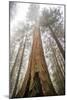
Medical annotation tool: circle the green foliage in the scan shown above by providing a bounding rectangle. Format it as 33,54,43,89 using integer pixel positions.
39,7,64,38
40,8,62,26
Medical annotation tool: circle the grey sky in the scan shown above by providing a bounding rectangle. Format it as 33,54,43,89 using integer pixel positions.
10,3,64,37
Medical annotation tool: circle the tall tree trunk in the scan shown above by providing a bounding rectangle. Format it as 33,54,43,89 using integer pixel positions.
15,54,31,97
48,25,65,59
16,26,57,97
10,36,26,98
32,26,56,96
49,38,65,95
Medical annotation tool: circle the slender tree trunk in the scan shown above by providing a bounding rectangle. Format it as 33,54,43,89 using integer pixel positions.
49,38,64,77
49,38,65,95
15,45,32,97
10,36,27,98
48,25,65,59
10,44,21,78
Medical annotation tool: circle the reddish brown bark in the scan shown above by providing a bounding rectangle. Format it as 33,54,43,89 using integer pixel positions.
29,26,56,96
16,26,57,97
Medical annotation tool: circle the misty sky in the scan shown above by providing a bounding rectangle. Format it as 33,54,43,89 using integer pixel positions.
10,2,64,37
